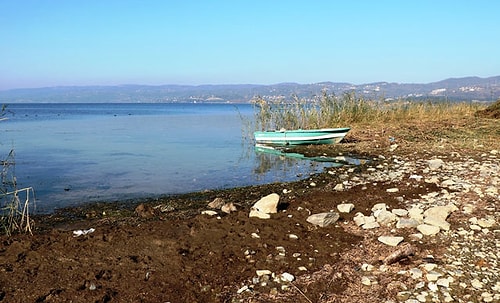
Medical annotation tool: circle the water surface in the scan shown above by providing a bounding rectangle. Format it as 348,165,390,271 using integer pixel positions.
2,103,335,213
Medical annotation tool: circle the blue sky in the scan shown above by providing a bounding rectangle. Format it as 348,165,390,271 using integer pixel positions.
1,0,499,90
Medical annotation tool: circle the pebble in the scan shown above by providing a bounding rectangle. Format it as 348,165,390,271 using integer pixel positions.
378,236,404,246
337,203,355,213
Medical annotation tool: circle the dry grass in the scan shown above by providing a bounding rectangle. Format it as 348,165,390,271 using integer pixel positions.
253,94,500,156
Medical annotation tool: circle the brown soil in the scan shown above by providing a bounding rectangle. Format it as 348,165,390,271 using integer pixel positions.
1,114,498,303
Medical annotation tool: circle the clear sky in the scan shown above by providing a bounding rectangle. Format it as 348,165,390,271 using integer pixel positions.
1,0,499,90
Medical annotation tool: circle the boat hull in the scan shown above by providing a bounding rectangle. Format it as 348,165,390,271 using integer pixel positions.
254,127,350,146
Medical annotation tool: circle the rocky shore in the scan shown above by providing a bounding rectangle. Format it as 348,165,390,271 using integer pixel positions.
0,116,499,302
223,148,499,302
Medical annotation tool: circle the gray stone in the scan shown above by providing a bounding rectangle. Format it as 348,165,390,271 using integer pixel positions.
396,218,420,229
306,212,340,227
208,197,225,209
428,158,445,170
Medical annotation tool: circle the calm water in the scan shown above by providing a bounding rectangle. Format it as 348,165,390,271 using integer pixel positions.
2,103,334,213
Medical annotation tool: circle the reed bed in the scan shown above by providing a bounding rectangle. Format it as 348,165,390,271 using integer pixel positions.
251,92,499,153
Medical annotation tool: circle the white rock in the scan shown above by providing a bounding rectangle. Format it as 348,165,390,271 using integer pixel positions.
372,203,387,212
396,218,420,229
249,209,271,219
361,276,372,286
288,234,299,240
478,218,495,228
426,271,442,282
409,268,423,279
208,197,225,209
423,216,451,231
280,272,295,282
436,278,450,288
392,208,408,216
221,202,237,214
428,158,445,170
428,282,438,292
353,213,366,226
471,278,483,289
333,183,344,191
375,210,397,225
386,187,399,193
424,205,457,221
237,285,249,294
337,203,355,213
378,236,404,246
417,224,440,236
306,212,340,227
256,269,272,276
362,221,380,229
201,210,218,216
252,193,280,214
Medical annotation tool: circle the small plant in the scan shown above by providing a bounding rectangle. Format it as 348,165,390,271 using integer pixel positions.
0,106,35,236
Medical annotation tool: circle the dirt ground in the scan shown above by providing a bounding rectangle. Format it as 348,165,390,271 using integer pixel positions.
1,109,499,303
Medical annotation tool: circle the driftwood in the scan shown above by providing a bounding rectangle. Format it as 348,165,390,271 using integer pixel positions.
383,243,416,265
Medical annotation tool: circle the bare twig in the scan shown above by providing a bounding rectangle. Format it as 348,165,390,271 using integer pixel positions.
383,243,416,265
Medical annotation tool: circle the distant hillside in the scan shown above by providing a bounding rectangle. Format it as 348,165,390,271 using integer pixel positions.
1,76,499,103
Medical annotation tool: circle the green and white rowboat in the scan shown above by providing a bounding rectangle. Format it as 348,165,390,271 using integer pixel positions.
254,127,350,146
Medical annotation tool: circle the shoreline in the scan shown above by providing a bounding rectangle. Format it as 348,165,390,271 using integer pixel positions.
1,113,499,302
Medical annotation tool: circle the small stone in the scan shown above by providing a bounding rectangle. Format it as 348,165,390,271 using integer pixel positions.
417,224,440,236
372,203,387,212
375,210,397,225
280,272,294,282
208,197,225,209
256,270,272,277
428,158,444,170
252,193,280,214
471,278,483,289
361,276,372,286
249,208,271,219
237,285,249,293
362,221,380,229
221,202,237,214
378,236,404,246
423,216,451,231
478,218,495,228
386,187,399,193
251,233,260,239
201,210,218,216
337,203,355,213
428,282,438,292
426,271,442,282
333,183,344,191
436,278,450,288
306,212,340,227
309,182,316,187
409,268,423,279
396,218,420,229
288,234,299,240
392,209,408,216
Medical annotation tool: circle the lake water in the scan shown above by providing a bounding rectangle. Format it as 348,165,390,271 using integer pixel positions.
2,103,335,213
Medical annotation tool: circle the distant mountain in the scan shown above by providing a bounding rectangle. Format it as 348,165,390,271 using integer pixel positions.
1,76,499,103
